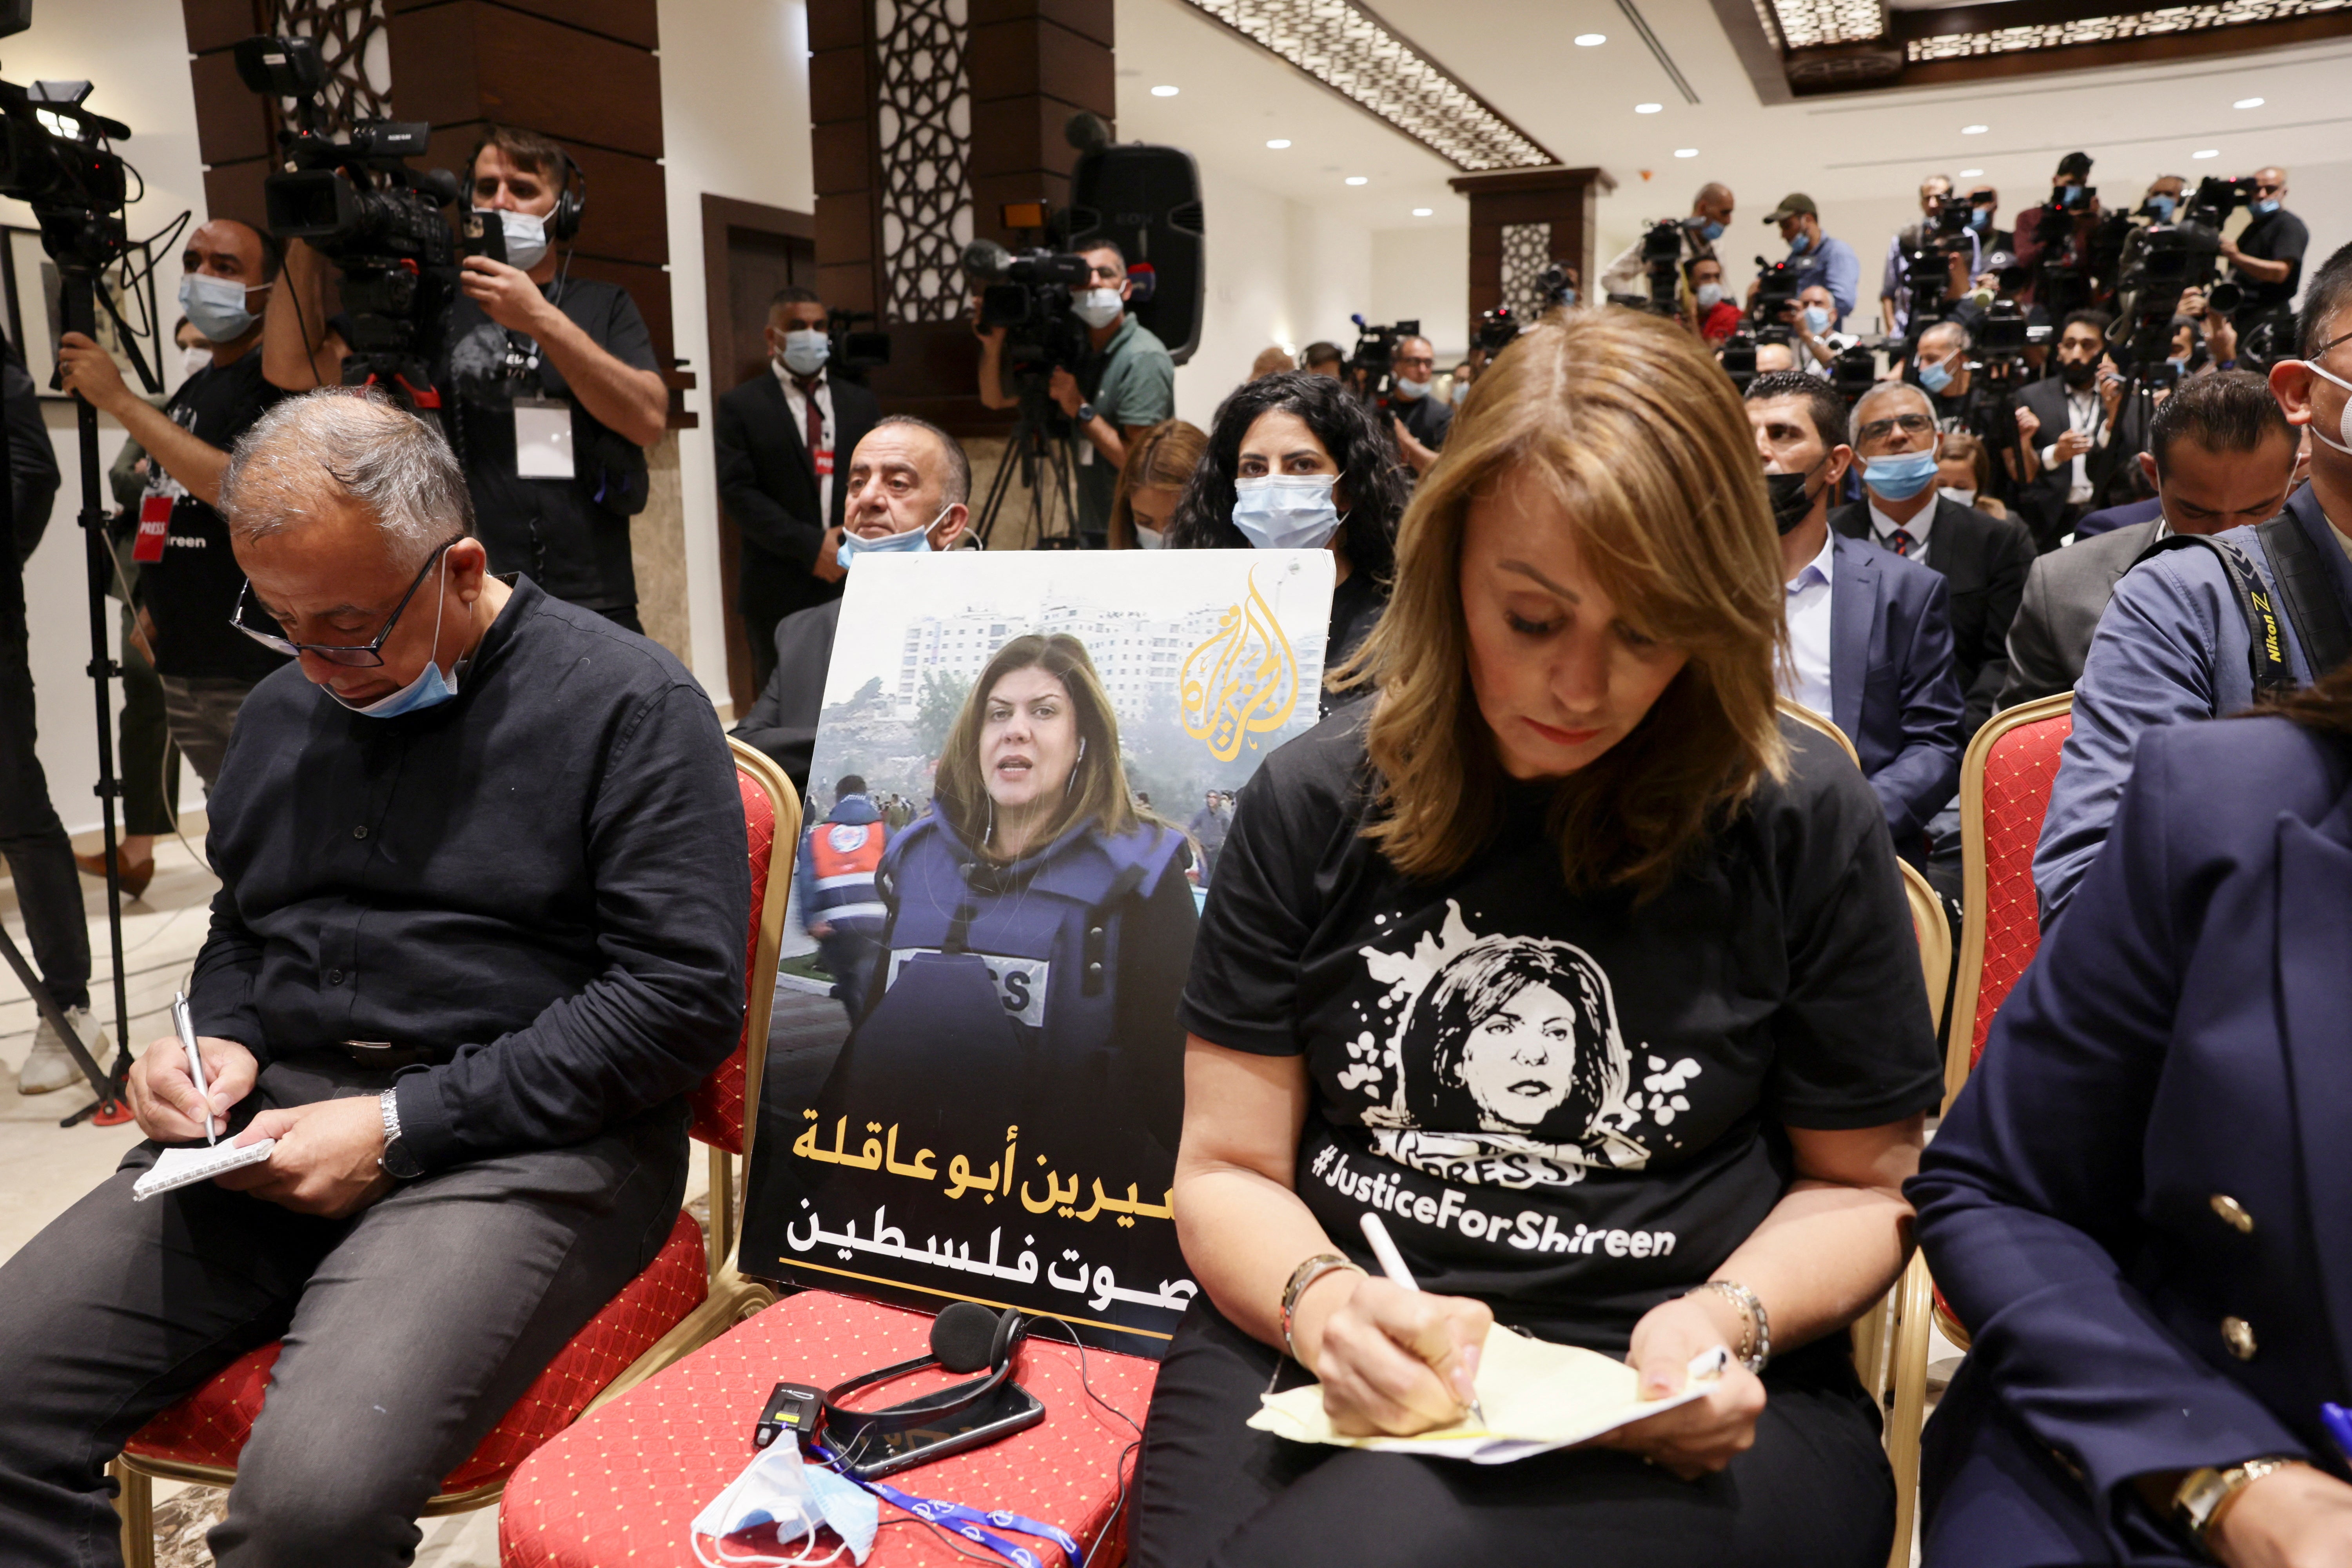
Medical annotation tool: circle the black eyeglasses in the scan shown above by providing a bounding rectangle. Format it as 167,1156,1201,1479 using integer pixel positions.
229,537,462,668
1857,413,1937,445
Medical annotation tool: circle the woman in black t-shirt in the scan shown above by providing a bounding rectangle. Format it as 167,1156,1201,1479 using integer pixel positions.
1164,371,1404,677
1127,310,1946,1568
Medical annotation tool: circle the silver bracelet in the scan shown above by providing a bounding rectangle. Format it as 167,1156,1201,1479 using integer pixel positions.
1280,1254,1363,1363
1690,1279,1771,1373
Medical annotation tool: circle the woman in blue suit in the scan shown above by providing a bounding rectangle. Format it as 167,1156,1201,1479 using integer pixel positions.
1911,666,2352,1567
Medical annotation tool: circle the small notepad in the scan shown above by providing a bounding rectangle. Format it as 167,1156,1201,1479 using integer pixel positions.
1250,1332,1728,1465
132,1139,276,1201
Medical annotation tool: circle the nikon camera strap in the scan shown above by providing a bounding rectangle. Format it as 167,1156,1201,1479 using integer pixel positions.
2132,531,2296,700
2256,511,2352,680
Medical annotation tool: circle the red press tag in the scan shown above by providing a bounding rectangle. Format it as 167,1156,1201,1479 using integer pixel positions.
814,448,835,477
133,494,172,563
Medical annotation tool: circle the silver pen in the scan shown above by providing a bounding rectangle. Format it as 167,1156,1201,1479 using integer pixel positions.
172,990,215,1145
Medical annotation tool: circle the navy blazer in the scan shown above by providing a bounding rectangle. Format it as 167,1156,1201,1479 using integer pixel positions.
1829,531,1965,847
1911,715,2352,1564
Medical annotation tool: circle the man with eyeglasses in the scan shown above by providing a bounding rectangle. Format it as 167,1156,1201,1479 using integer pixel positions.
2219,167,2307,328
1385,332,1451,477
0,390,747,1564
2035,242,2352,924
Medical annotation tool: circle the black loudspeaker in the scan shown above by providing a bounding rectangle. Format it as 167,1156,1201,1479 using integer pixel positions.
1067,142,1205,367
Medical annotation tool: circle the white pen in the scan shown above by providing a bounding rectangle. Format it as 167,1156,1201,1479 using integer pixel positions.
1359,1210,1487,1430
172,990,216,1145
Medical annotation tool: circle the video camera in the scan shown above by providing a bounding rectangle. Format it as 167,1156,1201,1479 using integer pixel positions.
826,306,890,377
1475,303,1524,355
1638,221,1683,316
964,235,1094,390
1752,257,1802,327
234,34,461,405
1346,315,1421,400
0,78,131,273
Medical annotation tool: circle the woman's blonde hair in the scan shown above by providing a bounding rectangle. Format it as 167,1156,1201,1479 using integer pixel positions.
933,634,1143,861
1109,419,1207,548
1337,308,1789,895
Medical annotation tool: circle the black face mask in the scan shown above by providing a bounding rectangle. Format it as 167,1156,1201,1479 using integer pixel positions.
1766,468,1817,535
2060,358,2098,389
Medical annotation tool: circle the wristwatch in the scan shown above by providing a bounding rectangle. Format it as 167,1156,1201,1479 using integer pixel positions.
377,1088,423,1180
1073,401,1097,426
2174,1456,2304,1553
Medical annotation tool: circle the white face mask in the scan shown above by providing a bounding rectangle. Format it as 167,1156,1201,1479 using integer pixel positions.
1134,523,1165,548
180,343,212,380
477,209,550,271
1938,485,1977,508
691,1443,877,1566
178,274,258,343
1695,282,1727,310
2302,359,2352,456
1390,375,1429,401
1072,287,1123,330
1232,474,1343,551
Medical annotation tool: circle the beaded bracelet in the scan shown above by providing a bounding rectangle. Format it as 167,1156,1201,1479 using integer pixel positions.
1689,1279,1771,1373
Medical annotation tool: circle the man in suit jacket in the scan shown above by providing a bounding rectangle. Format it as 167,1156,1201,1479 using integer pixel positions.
1748,372,1966,857
731,416,971,792
1833,382,2034,735
2000,372,2299,708
1911,703,2352,1566
2070,494,2161,541
2013,310,2149,551
714,286,881,687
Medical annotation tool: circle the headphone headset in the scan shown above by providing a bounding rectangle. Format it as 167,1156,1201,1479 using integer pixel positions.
814,1302,1028,1470
548,149,587,243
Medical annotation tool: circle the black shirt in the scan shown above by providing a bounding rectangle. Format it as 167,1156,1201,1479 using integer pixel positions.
1397,391,1451,453
141,350,292,682
440,278,660,612
2233,206,2310,315
1180,713,1943,1352
189,575,748,1174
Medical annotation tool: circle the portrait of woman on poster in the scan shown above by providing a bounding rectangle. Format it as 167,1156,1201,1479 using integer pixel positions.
829,632,1197,1157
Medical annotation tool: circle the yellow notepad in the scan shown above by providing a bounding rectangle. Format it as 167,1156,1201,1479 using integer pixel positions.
1249,1332,1728,1464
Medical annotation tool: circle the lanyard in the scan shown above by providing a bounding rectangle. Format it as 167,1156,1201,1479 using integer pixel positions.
855,1476,1080,1568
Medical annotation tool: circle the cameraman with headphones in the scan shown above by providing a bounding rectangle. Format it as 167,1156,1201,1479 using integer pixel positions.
266,126,669,630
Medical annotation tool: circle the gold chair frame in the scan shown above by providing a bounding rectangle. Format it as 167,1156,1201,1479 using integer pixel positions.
112,740,800,1562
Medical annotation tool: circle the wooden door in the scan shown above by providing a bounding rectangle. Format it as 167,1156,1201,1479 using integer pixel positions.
702,195,818,714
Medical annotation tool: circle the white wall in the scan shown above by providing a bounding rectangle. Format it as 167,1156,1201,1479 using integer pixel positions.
656,0,815,691
1369,222,1469,361
10,0,209,838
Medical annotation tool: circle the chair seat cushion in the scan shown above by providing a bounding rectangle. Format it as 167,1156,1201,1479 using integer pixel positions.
498,1290,1161,1567
124,1210,711,1494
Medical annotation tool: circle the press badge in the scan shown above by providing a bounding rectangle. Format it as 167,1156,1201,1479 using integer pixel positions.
513,396,575,479
132,493,172,562
887,949,1049,1027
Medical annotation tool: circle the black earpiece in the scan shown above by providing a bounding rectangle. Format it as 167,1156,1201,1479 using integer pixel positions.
814,1303,1030,1470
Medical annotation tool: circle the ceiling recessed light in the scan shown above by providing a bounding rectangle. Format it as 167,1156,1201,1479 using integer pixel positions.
1265,138,1291,149
1412,207,1434,216
1961,123,1988,134
1958,168,1984,178
1574,32,1606,44
2234,96,2265,108
2192,148,2221,159
1635,102,1662,114
1345,175,1369,185
1673,148,1698,158
1150,84,1179,97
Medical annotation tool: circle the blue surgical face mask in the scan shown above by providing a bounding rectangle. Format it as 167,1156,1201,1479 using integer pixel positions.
178,274,258,343
1788,230,1814,257
2147,193,2177,223
1802,305,1831,336
1968,207,1991,232
1696,282,1726,310
1699,218,1726,242
1072,287,1123,330
2254,198,2281,216
780,328,829,379
837,506,949,570
1390,374,1429,401
329,555,462,719
692,1443,878,1564
1917,356,1955,395
1232,474,1342,551
1863,446,1941,503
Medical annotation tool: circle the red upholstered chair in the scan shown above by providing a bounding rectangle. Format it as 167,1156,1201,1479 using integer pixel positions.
109,740,800,1566
498,1290,1160,1568
1931,693,2071,1356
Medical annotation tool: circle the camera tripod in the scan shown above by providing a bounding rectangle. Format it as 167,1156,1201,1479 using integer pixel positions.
972,385,1083,549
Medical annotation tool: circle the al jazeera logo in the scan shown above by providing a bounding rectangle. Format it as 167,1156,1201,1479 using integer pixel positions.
1179,569,1301,762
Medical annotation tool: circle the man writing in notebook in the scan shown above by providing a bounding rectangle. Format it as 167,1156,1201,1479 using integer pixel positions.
0,391,747,1566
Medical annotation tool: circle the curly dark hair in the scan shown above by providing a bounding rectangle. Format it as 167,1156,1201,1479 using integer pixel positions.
1163,370,1405,582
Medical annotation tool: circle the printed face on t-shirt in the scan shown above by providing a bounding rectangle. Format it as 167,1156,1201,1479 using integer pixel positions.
1455,982,1579,1127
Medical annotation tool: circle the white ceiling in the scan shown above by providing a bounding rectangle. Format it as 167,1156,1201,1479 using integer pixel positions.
1114,0,2352,249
